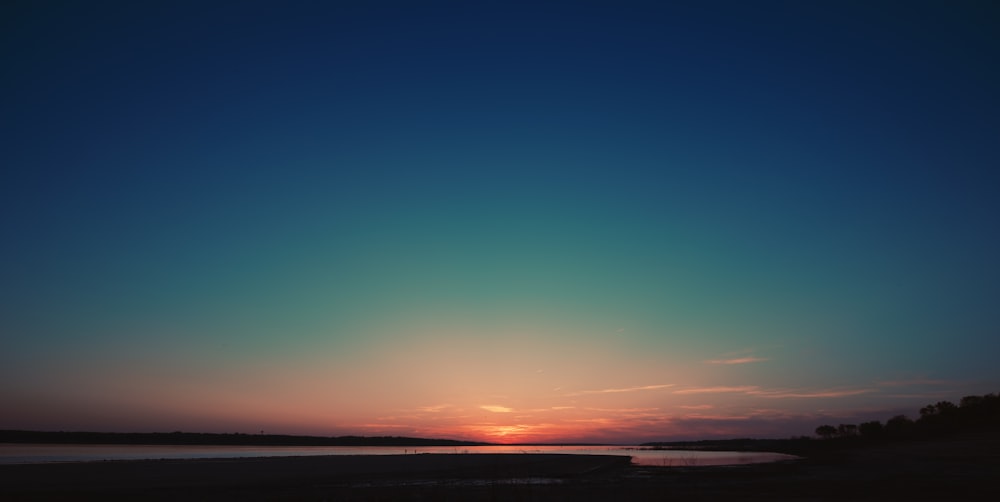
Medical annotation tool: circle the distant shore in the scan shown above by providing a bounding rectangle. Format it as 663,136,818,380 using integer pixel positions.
2,432,998,500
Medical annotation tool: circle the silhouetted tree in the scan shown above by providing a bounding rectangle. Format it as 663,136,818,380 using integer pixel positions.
815,425,837,439
958,393,1000,426
807,392,1000,446
959,395,984,409
885,415,914,437
918,401,960,434
919,400,957,419
858,420,883,438
837,424,858,437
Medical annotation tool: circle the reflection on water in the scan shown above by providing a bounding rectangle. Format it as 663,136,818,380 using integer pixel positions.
0,443,797,466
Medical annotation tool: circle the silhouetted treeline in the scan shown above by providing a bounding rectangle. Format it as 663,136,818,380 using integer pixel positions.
0,430,489,447
812,392,1000,442
643,393,1000,456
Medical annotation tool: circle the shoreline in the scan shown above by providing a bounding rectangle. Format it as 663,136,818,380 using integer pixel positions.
2,434,998,500
0,443,796,467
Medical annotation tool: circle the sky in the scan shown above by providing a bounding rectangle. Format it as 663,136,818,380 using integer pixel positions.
2,0,999,444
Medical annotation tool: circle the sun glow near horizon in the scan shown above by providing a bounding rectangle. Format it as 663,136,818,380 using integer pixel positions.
3,318,987,443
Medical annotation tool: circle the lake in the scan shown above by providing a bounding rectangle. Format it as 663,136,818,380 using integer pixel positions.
0,444,797,466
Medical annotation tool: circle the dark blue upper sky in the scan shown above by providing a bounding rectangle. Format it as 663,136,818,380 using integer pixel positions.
2,1,999,438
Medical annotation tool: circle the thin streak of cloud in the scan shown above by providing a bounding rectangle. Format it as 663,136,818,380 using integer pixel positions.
566,383,674,396
673,386,758,395
680,413,753,421
417,404,452,413
679,404,714,410
749,388,872,399
583,407,661,414
705,356,768,365
884,391,957,400
480,405,514,413
875,378,953,388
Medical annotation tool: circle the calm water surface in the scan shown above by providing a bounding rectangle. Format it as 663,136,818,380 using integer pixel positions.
0,444,797,466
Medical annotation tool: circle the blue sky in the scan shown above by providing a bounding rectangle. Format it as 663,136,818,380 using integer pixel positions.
2,0,999,442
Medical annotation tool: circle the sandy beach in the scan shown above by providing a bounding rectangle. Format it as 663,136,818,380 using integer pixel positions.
2,434,998,500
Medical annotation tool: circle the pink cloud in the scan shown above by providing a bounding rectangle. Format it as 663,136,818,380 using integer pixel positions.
679,404,714,410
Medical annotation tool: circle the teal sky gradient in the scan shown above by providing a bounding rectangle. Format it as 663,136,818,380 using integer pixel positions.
2,0,999,442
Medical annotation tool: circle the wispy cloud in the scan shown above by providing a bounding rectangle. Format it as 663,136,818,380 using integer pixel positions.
679,404,714,410
705,356,768,365
672,385,875,399
417,404,452,413
567,383,674,396
749,388,872,399
705,349,768,365
673,386,758,395
678,413,751,421
875,378,953,388
583,407,661,414
480,405,514,413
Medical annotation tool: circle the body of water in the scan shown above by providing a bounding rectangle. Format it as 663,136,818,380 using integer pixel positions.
0,444,796,466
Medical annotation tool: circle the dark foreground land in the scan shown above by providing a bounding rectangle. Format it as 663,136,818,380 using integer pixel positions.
2,433,999,501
